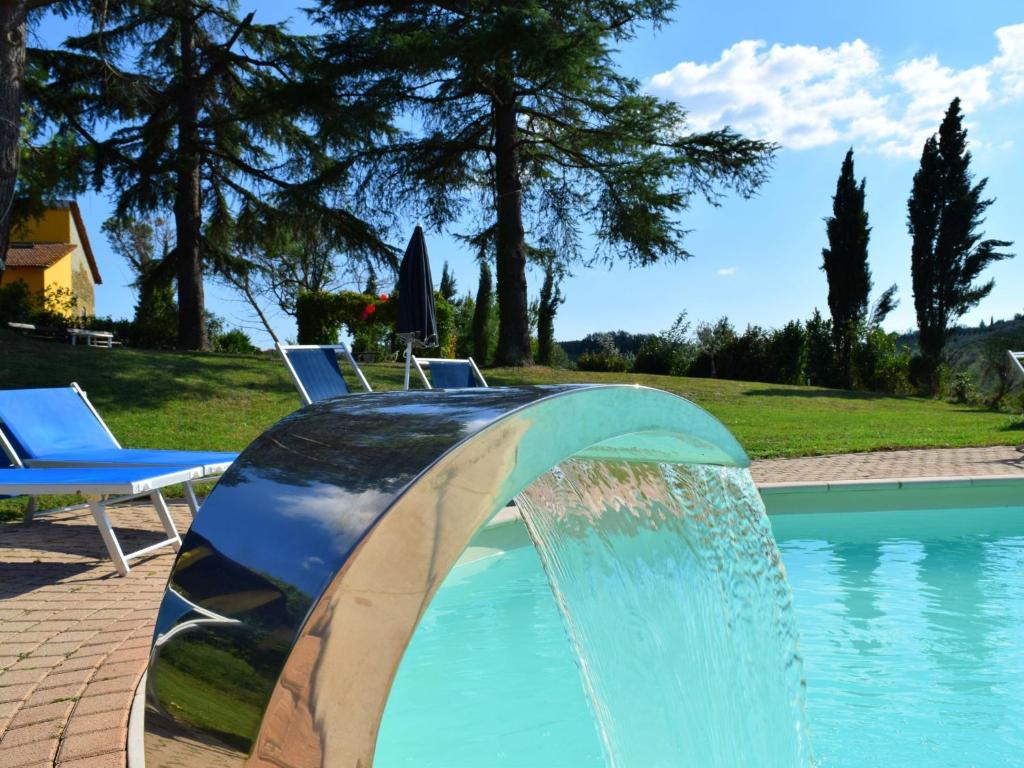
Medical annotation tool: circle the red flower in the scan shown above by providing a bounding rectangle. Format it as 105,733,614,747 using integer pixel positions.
379,293,389,301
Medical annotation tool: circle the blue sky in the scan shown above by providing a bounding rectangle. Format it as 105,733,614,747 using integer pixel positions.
38,1,1024,347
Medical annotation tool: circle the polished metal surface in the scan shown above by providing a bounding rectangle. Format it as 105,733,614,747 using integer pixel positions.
142,385,749,767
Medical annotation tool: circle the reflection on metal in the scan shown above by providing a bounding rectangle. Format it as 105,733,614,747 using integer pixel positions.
142,385,748,767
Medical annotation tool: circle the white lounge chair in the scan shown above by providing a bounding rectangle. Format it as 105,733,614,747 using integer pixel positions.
0,466,197,575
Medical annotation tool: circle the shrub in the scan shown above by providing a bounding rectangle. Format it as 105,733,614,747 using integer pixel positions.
577,333,631,372
947,371,977,405
295,290,345,345
215,328,258,354
577,349,630,372
767,321,806,385
854,328,911,394
0,280,34,326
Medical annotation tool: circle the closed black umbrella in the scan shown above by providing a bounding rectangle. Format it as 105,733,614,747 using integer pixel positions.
396,225,438,388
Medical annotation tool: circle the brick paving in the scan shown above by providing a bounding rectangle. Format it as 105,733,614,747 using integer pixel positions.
751,444,1024,485
0,444,1022,766
0,503,190,768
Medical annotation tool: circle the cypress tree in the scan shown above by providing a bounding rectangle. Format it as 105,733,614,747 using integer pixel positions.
471,261,493,365
537,263,565,366
313,1,775,365
908,98,1013,392
822,148,871,388
439,262,457,301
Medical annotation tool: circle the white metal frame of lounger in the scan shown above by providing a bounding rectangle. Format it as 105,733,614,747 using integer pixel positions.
1010,350,1024,377
276,342,373,406
0,382,215,519
411,356,488,389
0,470,192,576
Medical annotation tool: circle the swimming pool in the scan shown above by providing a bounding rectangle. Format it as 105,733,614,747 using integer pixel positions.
376,504,1024,767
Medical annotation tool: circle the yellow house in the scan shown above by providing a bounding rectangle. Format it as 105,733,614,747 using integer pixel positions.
1,201,102,317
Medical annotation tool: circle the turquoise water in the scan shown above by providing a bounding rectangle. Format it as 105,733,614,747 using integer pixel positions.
375,500,1024,767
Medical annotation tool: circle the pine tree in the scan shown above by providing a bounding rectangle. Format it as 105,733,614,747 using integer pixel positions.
822,148,871,388
0,1,102,268
536,262,564,366
439,262,457,301
471,261,493,365
313,1,775,365
49,1,390,349
908,98,1014,392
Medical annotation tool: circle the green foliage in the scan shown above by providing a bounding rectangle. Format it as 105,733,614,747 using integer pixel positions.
694,317,737,378
853,327,911,394
822,148,872,387
471,262,494,365
215,328,258,354
536,263,565,366
577,333,631,372
438,262,457,302
315,0,775,365
634,313,695,375
947,371,977,405
0,280,34,326
295,291,343,345
908,98,1014,393
767,321,806,385
453,294,476,359
805,309,836,387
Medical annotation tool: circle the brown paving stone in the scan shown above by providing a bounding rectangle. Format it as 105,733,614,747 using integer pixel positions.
7,654,65,672
63,709,128,737
0,683,36,704
57,728,127,762
0,718,64,747
7,700,75,729
91,662,144,683
71,692,126,717
56,655,105,673
57,751,126,768
0,668,48,687
23,683,85,708
78,676,136,698
0,737,60,767
37,667,94,691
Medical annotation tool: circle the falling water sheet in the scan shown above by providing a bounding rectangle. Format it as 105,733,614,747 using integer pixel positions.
516,459,814,768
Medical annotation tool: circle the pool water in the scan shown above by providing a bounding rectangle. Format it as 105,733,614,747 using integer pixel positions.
376,505,1024,767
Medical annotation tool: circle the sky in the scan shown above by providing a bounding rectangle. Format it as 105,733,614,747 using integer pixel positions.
35,1,1024,348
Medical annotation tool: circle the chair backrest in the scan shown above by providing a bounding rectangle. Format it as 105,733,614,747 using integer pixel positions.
0,384,118,461
412,357,488,389
277,344,372,405
1010,350,1024,377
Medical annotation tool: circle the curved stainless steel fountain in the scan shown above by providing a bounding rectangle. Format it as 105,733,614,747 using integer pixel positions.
142,384,749,767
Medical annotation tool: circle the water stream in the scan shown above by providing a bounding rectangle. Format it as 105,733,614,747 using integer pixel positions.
516,459,814,768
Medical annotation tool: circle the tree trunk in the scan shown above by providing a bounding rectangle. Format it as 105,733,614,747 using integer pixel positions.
173,8,209,350
492,82,532,366
0,2,28,270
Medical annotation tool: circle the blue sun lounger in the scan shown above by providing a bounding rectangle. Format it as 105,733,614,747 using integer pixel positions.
411,356,488,389
0,466,198,575
0,383,237,516
276,343,372,405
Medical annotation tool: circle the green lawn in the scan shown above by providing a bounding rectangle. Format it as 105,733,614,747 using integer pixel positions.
1,329,1020,521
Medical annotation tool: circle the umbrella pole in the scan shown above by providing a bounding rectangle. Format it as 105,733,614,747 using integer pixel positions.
404,341,413,390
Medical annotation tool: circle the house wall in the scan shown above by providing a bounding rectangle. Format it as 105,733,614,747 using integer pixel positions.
11,209,72,243
65,215,96,315
0,267,46,295
5,207,96,316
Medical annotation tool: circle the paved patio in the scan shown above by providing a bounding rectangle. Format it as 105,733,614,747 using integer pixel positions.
1,445,1022,767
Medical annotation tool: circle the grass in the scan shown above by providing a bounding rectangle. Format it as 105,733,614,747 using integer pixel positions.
1,328,1021,521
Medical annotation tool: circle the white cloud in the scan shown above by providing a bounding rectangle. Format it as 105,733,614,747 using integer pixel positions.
649,24,1024,157
716,266,737,277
